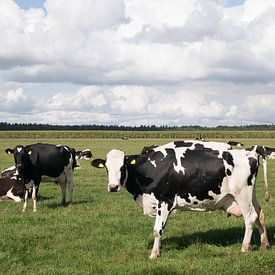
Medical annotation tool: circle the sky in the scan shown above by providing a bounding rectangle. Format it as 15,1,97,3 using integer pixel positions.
1,0,275,127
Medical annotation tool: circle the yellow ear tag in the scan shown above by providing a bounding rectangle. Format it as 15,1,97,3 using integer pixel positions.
130,159,136,165
28,150,32,155
8,151,11,154
98,163,105,168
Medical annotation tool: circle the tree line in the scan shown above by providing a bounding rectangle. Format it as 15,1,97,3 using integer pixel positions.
1,122,275,131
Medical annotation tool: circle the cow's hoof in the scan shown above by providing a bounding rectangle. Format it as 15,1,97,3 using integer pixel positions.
33,209,37,213
261,242,271,250
22,209,26,213
149,250,160,259
241,244,251,252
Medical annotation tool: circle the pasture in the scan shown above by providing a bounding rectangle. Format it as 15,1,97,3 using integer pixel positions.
0,135,275,274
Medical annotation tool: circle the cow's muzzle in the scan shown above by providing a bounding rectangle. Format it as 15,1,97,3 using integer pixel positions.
108,185,120,192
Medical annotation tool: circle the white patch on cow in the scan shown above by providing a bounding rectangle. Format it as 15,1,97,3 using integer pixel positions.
268,152,275,160
6,188,22,202
149,159,157,168
176,193,218,212
135,193,158,217
105,149,125,191
185,140,231,151
16,147,23,153
153,142,176,158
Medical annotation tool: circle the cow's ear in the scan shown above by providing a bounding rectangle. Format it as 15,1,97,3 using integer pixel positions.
126,155,138,165
91,159,106,168
5,148,14,155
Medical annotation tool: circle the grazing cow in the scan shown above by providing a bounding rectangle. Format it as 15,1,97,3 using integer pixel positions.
261,146,275,160
0,177,25,202
246,145,270,202
5,143,75,212
228,140,244,147
76,149,93,160
92,141,270,259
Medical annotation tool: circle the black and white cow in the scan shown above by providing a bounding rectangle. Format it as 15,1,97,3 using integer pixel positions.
1,165,17,178
262,146,275,160
5,143,75,212
92,141,270,259
76,149,93,160
246,145,271,202
0,177,25,202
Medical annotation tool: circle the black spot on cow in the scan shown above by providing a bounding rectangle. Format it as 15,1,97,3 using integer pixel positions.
158,210,161,216
194,143,205,150
226,169,232,176
222,151,234,167
174,141,193,148
247,157,258,186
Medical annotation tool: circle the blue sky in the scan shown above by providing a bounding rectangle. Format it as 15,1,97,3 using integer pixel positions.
14,0,246,10
1,0,275,126
227,0,246,7
14,0,45,10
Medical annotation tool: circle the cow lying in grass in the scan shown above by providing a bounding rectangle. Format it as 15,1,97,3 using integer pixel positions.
92,141,270,259
0,177,24,202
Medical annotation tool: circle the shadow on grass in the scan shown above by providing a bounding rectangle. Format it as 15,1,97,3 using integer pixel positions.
46,199,92,209
148,226,275,251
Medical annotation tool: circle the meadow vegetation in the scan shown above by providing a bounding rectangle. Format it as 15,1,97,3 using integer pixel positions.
0,133,275,274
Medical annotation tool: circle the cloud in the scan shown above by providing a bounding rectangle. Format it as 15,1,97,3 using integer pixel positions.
1,0,275,126
1,84,272,126
0,0,274,86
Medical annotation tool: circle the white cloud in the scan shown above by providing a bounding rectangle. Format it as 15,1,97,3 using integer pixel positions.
0,0,275,126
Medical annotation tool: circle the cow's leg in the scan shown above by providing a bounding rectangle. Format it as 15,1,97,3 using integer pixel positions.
252,190,270,250
57,172,66,206
262,158,270,202
64,165,74,207
32,185,37,212
60,181,66,207
235,187,258,252
66,172,74,207
149,201,170,259
22,189,29,212
6,188,22,202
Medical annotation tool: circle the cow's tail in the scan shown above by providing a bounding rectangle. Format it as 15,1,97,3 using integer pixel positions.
251,145,270,202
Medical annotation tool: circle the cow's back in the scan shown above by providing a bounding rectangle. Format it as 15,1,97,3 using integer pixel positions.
26,143,71,178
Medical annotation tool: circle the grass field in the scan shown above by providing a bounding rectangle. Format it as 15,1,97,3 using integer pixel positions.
0,137,275,274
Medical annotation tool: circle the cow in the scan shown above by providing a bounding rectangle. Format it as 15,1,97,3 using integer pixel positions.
92,141,270,259
228,140,244,147
0,177,25,202
5,143,75,212
76,149,93,160
262,146,275,160
246,145,271,202
1,165,17,178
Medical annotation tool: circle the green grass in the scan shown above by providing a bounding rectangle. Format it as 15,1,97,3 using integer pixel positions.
0,137,275,274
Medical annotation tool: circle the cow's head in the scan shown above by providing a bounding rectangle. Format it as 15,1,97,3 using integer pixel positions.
92,149,137,192
5,145,32,176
